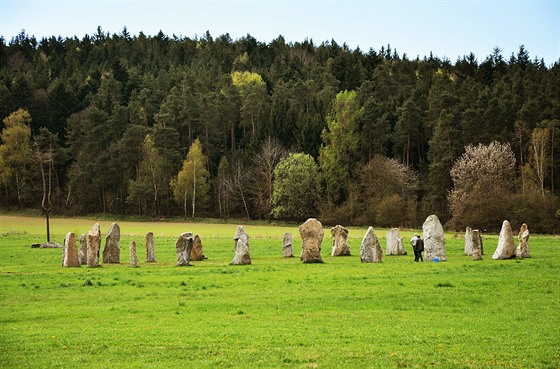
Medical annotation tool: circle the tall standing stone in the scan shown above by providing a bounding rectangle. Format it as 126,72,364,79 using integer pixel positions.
62,232,80,267
145,232,156,262
471,229,482,261
282,232,294,257
386,228,406,255
231,226,251,265
129,241,138,268
422,215,447,261
360,226,383,263
87,223,101,268
190,235,205,261
102,222,121,264
330,225,351,256
516,223,530,259
464,226,473,256
78,233,87,265
176,232,195,266
298,218,324,263
492,220,516,260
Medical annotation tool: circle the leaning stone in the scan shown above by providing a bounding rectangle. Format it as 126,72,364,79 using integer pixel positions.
62,232,80,267
492,220,516,260
129,241,138,268
516,223,530,259
471,229,483,261
282,232,294,257
145,232,156,262
176,232,195,266
330,225,351,256
386,228,406,255
464,226,473,256
422,214,447,261
360,226,383,263
78,234,87,265
190,235,206,261
298,218,324,263
231,225,251,265
102,222,120,264
87,223,101,268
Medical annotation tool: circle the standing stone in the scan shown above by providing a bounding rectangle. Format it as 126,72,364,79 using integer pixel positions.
298,218,324,263
516,223,530,259
102,222,121,264
282,232,294,257
231,226,251,265
386,228,406,255
360,226,383,263
422,215,447,261
129,241,138,268
145,232,156,262
492,220,516,260
62,232,80,267
190,235,205,261
78,233,87,265
471,229,483,261
87,223,101,268
464,227,473,256
330,225,351,256
176,232,195,266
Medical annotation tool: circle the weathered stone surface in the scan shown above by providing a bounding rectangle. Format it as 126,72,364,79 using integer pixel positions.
471,229,483,261
145,232,156,262
464,226,473,256
360,226,382,263
176,232,194,266
492,220,516,260
231,226,251,265
298,218,324,263
102,222,120,264
516,223,530,259
87,223,101,268
282,232,294,257
190,235,206,261
129,241,138,268
422,215,447,261
62,232,80,267
386,228,406,255
330,225,351,256
32,242,62,248
79,234,87,265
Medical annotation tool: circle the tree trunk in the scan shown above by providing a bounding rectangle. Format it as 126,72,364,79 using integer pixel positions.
192,159,196,218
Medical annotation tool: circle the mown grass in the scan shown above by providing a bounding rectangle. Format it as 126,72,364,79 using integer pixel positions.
0,215,558,368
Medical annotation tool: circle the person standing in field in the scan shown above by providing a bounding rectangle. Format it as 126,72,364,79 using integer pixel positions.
410,233,424,262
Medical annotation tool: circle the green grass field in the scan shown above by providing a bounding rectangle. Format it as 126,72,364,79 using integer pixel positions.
0,215,558,368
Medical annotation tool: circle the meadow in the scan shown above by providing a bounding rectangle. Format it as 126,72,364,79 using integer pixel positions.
0,215,558,368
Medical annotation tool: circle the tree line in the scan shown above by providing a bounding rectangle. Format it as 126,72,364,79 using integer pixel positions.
0,27,558,233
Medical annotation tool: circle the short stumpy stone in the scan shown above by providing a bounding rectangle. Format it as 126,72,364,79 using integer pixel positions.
471,229,483,261
176,232,195,266
386,228,406,255
231,226,251,265
282,232,294,257
298,218,324,263
190,235,205,261
78,233,87,265
360,226,382,263
129,241,138,268
422,215,447,261
63,232,80,267
330,225,351,256
516,223,530,259
87,223,101,268
145,232,156,262
102,222,120,264
492,220,515,260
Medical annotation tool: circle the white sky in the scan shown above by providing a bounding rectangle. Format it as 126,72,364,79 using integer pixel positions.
1,0,559,65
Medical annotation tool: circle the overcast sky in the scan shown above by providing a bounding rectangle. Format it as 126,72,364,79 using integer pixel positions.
1,0,558,65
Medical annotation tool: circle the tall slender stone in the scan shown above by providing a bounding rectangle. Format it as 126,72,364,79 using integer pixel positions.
386,228,406,255
62,232,80,267
102,222,120,264
78,233,87,265
492,220,515,260
471,229,482,261
516,223,530,259
360,226,383,263
422,214,446,261
330,225,351,256
145,232,156,262
231,226,251,265
176,232,195,266
298,218,324,263
464,226,473,256
87,223,101,268
129,241,138,268
282,232,294,257
190,235,205,261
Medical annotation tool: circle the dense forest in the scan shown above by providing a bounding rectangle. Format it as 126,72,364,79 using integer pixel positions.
0,27,559,232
